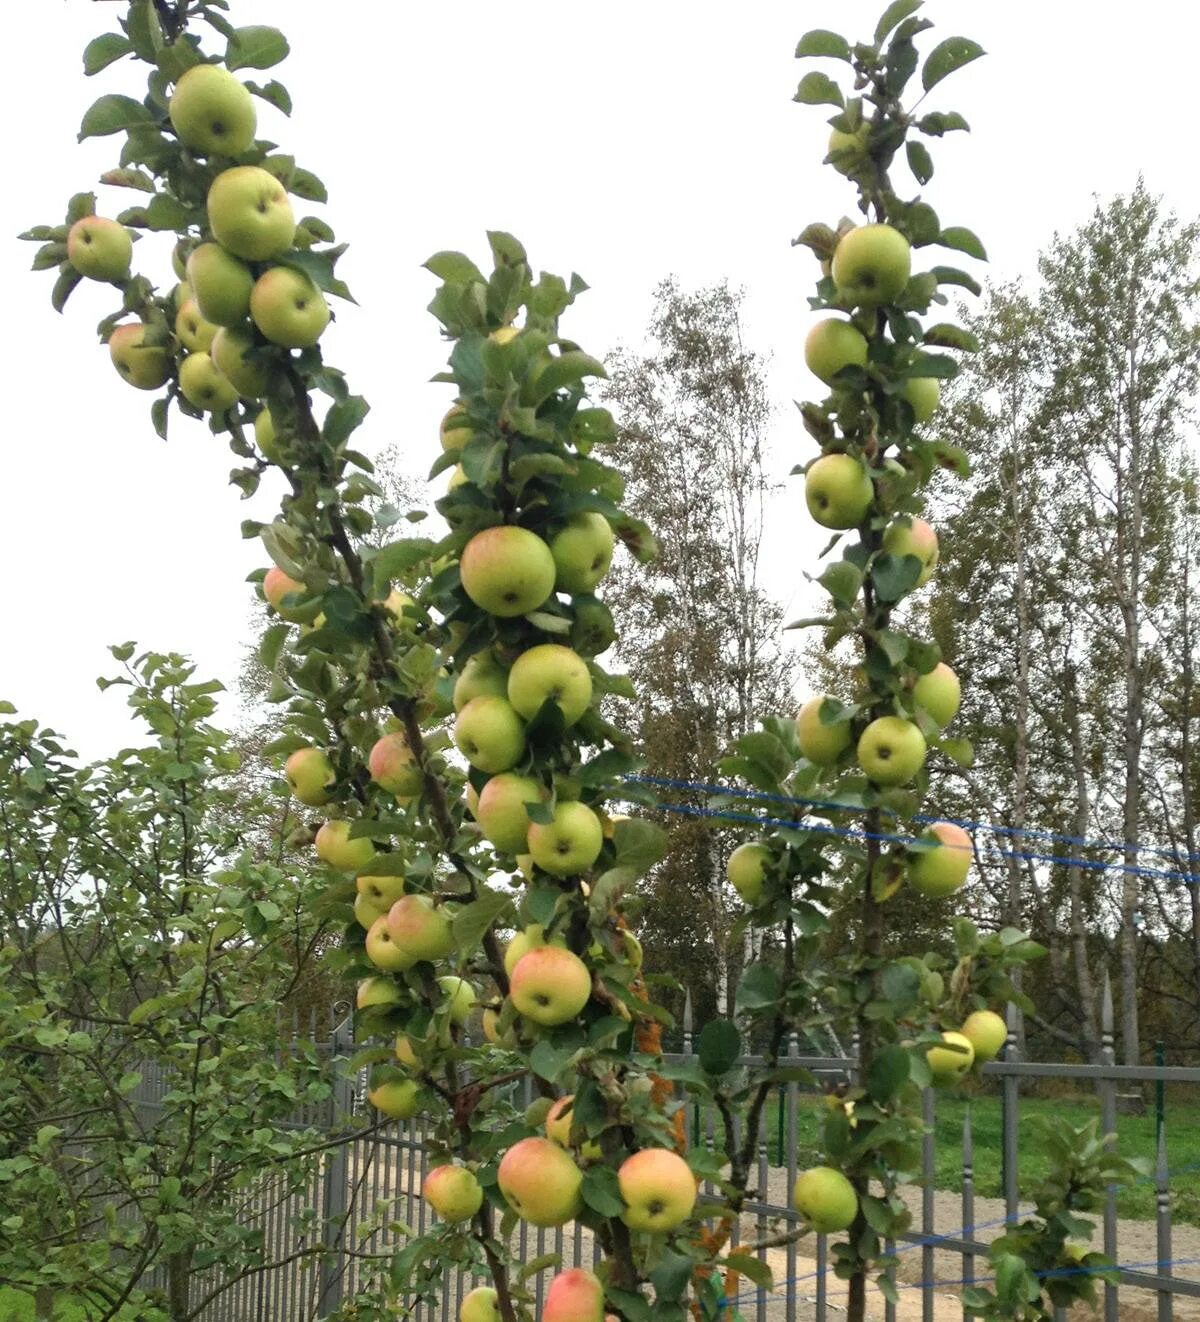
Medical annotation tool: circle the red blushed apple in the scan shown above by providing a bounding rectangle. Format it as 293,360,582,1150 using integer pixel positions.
543,1268,605,1322
496,1136,582,1226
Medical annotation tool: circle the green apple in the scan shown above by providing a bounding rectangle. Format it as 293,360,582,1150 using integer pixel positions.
179,351,239,412
364,914,409,972
186,242,253,327
172,243,189,282
882,516,939,586
453,695,526,774
423,1164,483,1223
550,513,614,593
453,651,509,712
284,746,334,806
544,1096,602,1162
909,822,972,897
490,325,520,345
441,404,472,453
496,1136,582,1226
210,325,273,398
804,453,873,529
447,465,468,492
510,947,592,1026
526,802,603,877
354,891,386,931
804,319,868,385
543,1269,605,1322
831,223,911,306
394,1034,420,1069
856,716,926,786
384,589,415,623
368,732,423,798
503,923,565,978
913,661,960,728
207,165,296,261
437,976,477,1026
795,695,852,765
66,217,131,282
617,1148,697,1233
792,1166,858,1233
357,872,406,911
460,1287,500,1322
926,1030,975,1081
355,976,400,1011
827,121,871,173
314,820,376,871
174,298,217,353
255,406,285,463
168,63,256,157
108,323,171,390
386,893,453,965
367,1073,421,1119
726,841,771,904
460,525,556,618
507,644,592,725
902,376,940,424
477,774,546,855
262,566,307,621
960,1009,1007,1063
250,266,330,347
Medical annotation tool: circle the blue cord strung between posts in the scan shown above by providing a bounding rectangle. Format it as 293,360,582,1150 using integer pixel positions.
617,790,1200,887
625,772,1200,868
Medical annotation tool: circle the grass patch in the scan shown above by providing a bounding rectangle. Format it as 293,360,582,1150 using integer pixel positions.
687,1091,1200,1226
0,1287,156,1321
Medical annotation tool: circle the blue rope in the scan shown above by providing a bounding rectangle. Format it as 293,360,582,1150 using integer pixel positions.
625,772,1200,865
635,798,1200,887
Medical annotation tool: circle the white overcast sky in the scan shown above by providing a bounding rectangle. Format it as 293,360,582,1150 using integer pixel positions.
4,1,1198,760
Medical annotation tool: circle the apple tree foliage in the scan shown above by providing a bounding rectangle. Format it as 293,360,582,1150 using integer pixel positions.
18,2,1144,1321
0,651,340,1320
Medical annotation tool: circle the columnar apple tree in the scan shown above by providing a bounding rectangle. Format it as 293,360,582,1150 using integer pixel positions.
23,3,1139,1321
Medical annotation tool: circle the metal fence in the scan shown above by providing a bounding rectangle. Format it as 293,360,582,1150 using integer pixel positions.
125,976,1200,1322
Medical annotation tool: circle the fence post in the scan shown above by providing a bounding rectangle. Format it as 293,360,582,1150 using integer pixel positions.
1001,999,1021,1224
316,1013,355,1316
1154,1039,1165,1146
1098,972,1118,1322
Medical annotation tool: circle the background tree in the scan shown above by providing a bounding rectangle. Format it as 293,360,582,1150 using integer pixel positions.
604,279,798,1023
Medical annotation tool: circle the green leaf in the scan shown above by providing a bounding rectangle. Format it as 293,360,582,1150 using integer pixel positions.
612,817,667,874
938,226,988,260
819,559,863,607
424,251,486,284
519,351,607,408
918,111,970,136
871,553,921,604
78,94,154,142
735,962,780,1013
923,322,980,353
906,140,933,186
324,395,370,446
867,1044,911,1102
279,248,351,301
650,1249,697,1302
908,351,959,380
938,736,975,768
83,33,133,75
245,79,292,115
881,961,921,1011
795,30,850,60
581,1165,625,1217
225,25,290,71
697,1019,741,1075
451,890,513,958
258,623,288,670
724,1254,774,1291
875,0,923,44
374,538,435,581
793,71,844,108
922,37,985,93
51,267,83,315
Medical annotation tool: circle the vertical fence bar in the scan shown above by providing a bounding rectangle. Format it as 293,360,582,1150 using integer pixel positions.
921,1086,935,1322
1002,1001,1021,1225
1098,972,1118,1322
1155,1126,1172,1322
961,1104,974,1321
785,1032,799,1322
1155,1039,1165,1147
756,1130,768,1322
317,1015,353,1317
